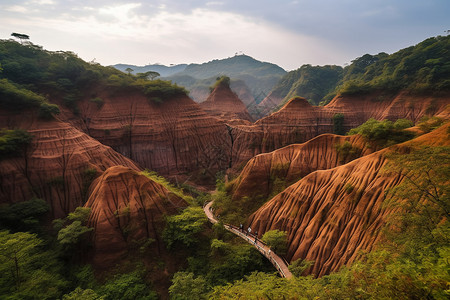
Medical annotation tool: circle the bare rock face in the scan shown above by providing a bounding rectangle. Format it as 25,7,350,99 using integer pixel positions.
63,91,232,178
229,134,371,203
200,84,253,122
246,124,450,277
229,93,450,164
0,112,140,218
85,166,187,268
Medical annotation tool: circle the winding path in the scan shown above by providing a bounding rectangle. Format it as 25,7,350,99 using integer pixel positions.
203,201,292,279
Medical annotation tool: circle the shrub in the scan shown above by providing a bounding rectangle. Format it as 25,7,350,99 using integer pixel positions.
89,97,104,108
261,230,288,257
333,113,345,135
348,118,415,148
38,102,60,119
0,128,32,159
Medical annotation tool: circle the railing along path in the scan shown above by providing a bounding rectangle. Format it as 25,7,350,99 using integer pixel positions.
203,201,292,279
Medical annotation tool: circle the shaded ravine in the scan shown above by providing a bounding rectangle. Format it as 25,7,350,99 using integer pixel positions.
203,201,292,279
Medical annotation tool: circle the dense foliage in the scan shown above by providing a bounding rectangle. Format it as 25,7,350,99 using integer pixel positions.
163,206,208,249
347,118,414,148
0,128,32,159
210,75,231,91
270,35,450,107
0,39,186,114
337,35,450,96
270,64,344,106
261,230,288,257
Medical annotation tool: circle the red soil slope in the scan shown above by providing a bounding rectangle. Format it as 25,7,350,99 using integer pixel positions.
0,112,139,218
229,134,371,203
229,93,450,164
60,90,232,178
85,166,187,268
200,84,253,122
246,123,450,277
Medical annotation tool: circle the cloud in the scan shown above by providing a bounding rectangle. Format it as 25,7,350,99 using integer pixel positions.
0,0,449,70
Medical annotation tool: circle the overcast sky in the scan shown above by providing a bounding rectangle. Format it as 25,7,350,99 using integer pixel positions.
1,0,449,70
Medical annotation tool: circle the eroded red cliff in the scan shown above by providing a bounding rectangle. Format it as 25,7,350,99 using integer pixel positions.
85,166,187,268
229,134,371,204
246,123,450,277
60,90,232,180
0,111,140,218
199,84,253,122
229,93,450,164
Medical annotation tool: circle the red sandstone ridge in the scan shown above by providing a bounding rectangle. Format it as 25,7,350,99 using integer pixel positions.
228,93,450,164
0,112,139,218
228,134,371,205
246,123,450,277
199,83,253,123
85,166,187,268
59,90,232,179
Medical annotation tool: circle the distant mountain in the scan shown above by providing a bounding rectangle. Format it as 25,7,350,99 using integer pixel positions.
259,65,343,112
113,55,287,116
112,63,187,77
172,54,286,79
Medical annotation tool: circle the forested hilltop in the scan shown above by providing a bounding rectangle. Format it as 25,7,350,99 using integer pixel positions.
265,35,450,110
0,39,186,116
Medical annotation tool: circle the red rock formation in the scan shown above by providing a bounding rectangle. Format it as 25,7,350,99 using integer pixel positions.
60,90,232,178
246,123,450,277
199,84,253,122
85,166,187,268
229,93,450,164
0,112,140,218
229,134,371,203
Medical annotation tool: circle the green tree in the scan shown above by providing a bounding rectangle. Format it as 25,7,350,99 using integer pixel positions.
288,258,314,277
99,270,157,300
137,71,160,80
332,113,345,135
0,198,49,232
11,32,30,44
53,207,93,252
62,287,105,300
348,118,414,148
0,128,32,159
38,102,60,119
125,67,134,75
169,272,208,300
0,230,68,298
163,206,208,249
261,230,288,257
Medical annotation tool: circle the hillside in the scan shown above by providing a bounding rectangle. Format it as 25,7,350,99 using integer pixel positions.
259,35,450,115
258,65,343,114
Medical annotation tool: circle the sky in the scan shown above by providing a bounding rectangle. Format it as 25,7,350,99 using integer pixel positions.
0,0,449,70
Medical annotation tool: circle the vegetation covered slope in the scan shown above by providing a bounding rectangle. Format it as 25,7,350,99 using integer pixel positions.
264,64,343,106
0,39,187,115
337,35,450,96
263,35,450,113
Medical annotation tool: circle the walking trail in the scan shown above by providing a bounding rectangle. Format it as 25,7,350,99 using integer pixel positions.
203,201,292,279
